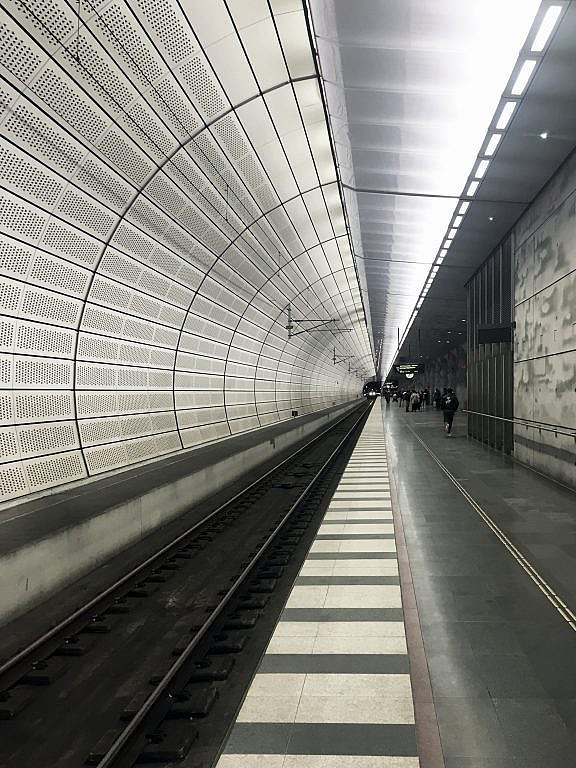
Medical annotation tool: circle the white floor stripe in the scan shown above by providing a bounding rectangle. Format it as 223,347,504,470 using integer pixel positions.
219,409,419,767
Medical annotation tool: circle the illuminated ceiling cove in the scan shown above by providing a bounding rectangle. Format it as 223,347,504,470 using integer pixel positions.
310,0,545,377
0,0,373,502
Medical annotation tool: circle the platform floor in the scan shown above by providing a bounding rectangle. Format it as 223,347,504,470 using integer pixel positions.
217,407,420,767
217,401,576,767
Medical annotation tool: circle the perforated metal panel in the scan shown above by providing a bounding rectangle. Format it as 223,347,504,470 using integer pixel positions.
0,0,373,502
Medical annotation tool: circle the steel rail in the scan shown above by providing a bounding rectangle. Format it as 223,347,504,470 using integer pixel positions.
95,402,371,767
0,401,367,681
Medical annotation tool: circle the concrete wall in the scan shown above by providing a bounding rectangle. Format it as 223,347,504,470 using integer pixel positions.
0,399,361,626
514,150,576,488
398,345,467,405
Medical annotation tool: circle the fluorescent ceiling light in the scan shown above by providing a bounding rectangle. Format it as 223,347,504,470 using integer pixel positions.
443,239,452,249
440,249,448,257
496,101,517,129
531,5,562,52
511,59,536,95
485,133,502,156
454,215,464,227
467,181,480,196
446,232,454,241
436,256,444,264
448,228,458,238
474,159,490,178
432,266,439,274
458,202,470,215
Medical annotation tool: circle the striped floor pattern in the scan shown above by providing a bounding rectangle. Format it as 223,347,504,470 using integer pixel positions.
217,409,420,768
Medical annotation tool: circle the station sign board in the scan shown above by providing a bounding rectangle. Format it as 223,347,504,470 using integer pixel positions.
394,363,422,376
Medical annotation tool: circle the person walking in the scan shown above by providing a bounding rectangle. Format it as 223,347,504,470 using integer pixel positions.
442,388,459,435
433,388,442,410
410,390,420,412
404,390,411,412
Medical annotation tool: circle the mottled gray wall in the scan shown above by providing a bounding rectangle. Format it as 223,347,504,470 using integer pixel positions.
397,345,467,404
514,150,576,488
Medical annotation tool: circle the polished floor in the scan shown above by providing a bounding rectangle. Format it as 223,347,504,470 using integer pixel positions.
385,402,576,768
216,401,576,767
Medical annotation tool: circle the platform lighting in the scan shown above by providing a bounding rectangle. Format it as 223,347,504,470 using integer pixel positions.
531,5,562,51
511,59,536,95
467,180,480,196
485,133,502,155
539,131,549,140
474,159,490,178
384,0,542,380
496,101,517,129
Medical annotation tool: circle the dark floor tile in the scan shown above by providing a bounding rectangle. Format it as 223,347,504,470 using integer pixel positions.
281,607,404,622
315,533,395,540
307,552,397,559
223,723,290,754
295,575,400,586
259,653,409,675
287,723,418,756
493,697,576,758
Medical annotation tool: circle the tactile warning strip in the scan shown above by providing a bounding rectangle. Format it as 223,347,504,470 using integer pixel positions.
216,408,420,767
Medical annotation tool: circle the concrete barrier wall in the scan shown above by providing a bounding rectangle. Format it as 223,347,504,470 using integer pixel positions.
1,398,362,626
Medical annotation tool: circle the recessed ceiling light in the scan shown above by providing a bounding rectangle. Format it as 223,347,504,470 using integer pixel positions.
485,133,502,156
511,59,536,96
467,181,480,196
461,319,466,322
496,101,516,130
539,131,549,140
459,202,470,215
474,159,490,178
531,5,562,52
489,216,494,221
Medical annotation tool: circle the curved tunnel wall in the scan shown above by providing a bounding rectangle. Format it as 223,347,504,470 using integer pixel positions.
0,0,374,502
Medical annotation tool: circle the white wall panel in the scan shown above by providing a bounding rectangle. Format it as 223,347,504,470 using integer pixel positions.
0,0,373,503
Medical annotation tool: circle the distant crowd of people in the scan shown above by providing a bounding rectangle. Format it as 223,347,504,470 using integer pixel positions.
382,386,459,435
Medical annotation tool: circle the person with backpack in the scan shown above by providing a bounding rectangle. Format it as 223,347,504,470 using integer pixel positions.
442,389,459,435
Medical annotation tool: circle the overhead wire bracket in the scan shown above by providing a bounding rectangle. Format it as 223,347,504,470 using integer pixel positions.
285,304,352,339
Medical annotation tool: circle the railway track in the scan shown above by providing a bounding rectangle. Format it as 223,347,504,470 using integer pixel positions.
0,402,372,768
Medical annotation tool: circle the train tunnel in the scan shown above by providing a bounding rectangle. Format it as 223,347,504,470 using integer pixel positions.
1,1,575,766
